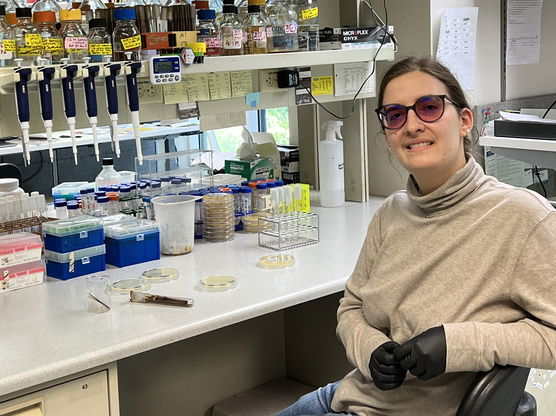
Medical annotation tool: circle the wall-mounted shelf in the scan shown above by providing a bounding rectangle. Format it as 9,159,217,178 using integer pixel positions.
479,135,556,169
184,45,395,73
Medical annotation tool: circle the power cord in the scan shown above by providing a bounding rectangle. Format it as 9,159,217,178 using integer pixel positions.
541,99,556,119
532,166,548,197
298,0,393,120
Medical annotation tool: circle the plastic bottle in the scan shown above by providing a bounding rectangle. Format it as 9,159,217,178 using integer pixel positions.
112,8,141,61
267,0,298,53
319,120,345,207
197,9,220,56
0,6,15,67
95,157,123,190
239,186,252,214
35,11,63,64
60,9,88,63
244,4,267,54
0,178,24,198
219,4,243,56
292,0,318,51
14,7,42,66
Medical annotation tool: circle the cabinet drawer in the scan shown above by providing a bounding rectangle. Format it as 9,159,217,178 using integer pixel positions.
0,371,110,416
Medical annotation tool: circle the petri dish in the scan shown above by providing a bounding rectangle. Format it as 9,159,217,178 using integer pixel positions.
257,254,296,269
195,275,237,292
111,278,151,295
142,267,180,283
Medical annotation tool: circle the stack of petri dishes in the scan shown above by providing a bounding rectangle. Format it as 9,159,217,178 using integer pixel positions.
242,212,271,233
202,193,235,242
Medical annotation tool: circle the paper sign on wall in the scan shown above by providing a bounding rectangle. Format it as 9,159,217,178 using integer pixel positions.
334,62,375,97
208,72,232,100
230,71,253,97
311,76,333,95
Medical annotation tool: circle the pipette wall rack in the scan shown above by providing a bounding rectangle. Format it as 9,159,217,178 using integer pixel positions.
257,211,319,251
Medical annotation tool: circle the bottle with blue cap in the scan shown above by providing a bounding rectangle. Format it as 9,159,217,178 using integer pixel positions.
113,7,141,61
197,8,220,55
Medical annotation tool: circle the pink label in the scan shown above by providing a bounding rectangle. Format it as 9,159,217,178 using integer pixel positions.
205,37,221,47
233,29,244,40
285,23,297,34
253,30,267,41
64,37,88,50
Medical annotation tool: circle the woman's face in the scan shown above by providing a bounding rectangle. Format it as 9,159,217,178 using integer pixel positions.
381,71,473,192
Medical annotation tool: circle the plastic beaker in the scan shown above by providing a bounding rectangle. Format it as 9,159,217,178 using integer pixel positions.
152,195,196,255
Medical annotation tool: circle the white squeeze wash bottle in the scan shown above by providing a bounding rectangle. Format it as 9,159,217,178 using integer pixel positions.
318,120,345,207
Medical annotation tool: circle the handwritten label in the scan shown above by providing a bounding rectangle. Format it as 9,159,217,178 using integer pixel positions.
64,36,88,51
0,40,13,59
17,46,41,56
205,38,221,48
89,43,113,55
121,35,141,50
222,35,242,49
43,38,64,53
302,7,319,20
3,39,15,52
25,34,42,47
285,23,298,34
252,30,267,41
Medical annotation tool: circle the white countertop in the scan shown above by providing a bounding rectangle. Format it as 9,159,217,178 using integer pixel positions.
0,199,384,397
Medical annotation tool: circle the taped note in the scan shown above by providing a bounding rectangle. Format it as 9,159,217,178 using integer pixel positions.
208,72,232,100
230,70,253,97
184,73,210,101
311,76,333,95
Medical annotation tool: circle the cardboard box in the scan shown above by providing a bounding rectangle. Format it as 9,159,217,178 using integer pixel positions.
224,158,275,181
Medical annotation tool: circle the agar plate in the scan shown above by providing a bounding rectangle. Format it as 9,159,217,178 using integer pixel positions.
142,268,179,283
257,254,296,269
195,275,237,292
111,278,151,295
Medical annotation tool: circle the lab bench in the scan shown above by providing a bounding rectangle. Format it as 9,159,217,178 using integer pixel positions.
0,199,384,416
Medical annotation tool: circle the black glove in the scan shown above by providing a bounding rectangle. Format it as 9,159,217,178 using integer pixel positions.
393,326,447,381
369,341,407,391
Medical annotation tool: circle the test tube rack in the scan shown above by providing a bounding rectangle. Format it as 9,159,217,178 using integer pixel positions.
257,212,319,251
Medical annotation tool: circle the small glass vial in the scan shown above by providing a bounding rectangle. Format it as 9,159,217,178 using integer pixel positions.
35,11,63,64
245,4,267,54
0,6,15,67
14,7,42,66
88,18,112,63
197,8,220,56
254,182,269,212
54,199,68,219
60,8,88,63
160,176,171,190
170,178,182,194
67,200,81,217
112,8,141,61
108,193,120,215
239,186,253,214
219,4,244,56
96,195,109,216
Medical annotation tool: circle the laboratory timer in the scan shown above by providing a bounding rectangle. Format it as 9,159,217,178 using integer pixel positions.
149,56,182,84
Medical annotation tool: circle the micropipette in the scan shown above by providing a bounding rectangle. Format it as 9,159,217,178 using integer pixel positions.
124,54,143,165
103,56,122,158
60,58,80,165
13,58,33,165
82,57,101,161
37,59,57,162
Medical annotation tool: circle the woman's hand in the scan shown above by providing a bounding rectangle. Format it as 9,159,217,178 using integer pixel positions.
369,341,407,390
394,326,447,381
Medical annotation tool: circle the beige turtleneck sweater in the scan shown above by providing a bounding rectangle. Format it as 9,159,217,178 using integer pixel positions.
331,157,556,416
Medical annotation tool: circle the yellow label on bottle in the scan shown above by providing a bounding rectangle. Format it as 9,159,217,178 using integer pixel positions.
25,34,43,47
43,38,64,53
89,43,113,56
17,46,41,56
302,7,319,20
3,39,15,52
121,35,141,50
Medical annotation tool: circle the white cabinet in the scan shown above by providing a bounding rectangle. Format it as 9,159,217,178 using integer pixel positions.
0,367,119,416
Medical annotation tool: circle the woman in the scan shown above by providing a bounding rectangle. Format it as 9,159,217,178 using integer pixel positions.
275,56,556,416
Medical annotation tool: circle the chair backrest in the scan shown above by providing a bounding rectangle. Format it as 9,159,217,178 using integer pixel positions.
0,163,22,182
456,365,533,416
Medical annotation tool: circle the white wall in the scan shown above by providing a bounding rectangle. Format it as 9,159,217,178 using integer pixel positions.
505,0,556,100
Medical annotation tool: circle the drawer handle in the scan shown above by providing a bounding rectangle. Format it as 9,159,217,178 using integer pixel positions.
0,398,43,416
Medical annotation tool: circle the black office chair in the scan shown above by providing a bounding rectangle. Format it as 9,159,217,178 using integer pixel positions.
0,163,22,182
457,365,537,416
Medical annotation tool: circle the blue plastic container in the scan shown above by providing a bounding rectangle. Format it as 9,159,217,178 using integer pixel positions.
45,245,106,280
104,220,160,267
43,216,104,253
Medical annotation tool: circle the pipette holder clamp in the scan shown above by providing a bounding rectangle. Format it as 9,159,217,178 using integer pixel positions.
258,212,319,251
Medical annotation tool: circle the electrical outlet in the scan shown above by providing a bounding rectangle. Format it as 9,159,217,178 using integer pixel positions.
137,78,163,104
259,69,282,92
